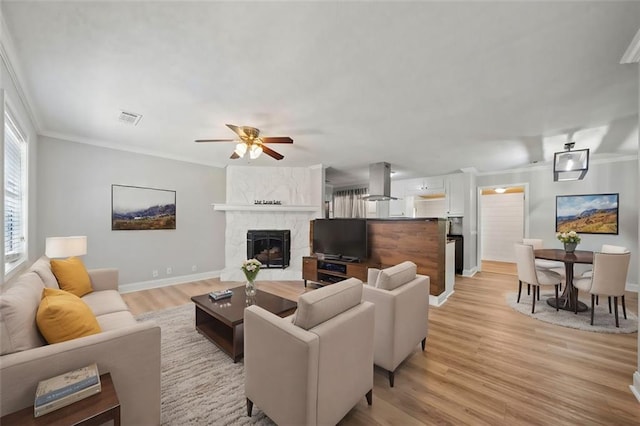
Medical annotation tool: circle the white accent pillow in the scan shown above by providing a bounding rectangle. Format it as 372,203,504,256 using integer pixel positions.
0,272,46,355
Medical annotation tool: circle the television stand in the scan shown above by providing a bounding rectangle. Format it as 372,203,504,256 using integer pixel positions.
302,256,379,288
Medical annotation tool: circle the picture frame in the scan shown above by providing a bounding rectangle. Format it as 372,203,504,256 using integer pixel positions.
111,184,176,230
555,193,618,234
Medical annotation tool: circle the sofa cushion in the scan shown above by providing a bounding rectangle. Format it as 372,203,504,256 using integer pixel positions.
82,290,130,317
0,272,46,355
50,257,93,297
96,311,137,331
30,256,60,289
293,278,363,330
376,261,417,291
37,288,101,344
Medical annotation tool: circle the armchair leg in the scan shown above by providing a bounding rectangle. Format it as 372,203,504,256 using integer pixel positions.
517,280,523,303
366,389,373,405
246,398,253,417
590,294,595,325
622,295,627,320
614,296,619,328
596,295,599,305
388,370,395,387
527,284,530,295
421,337,426,351
537,286,540,301
608,296,612,313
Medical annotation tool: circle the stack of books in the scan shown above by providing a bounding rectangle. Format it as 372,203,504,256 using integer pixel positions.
34,363,102,417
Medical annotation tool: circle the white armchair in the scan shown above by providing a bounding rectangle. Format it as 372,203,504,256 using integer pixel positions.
362,261,429,387
244,278,374,425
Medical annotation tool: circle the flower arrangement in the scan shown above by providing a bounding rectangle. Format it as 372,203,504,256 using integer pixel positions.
556,231,581,244
241,258,262,282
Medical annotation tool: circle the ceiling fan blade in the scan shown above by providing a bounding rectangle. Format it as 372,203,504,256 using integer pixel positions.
261,145,284,160
230,152,240,159
226,124,247,138
260,136,293,144
195,139,236,143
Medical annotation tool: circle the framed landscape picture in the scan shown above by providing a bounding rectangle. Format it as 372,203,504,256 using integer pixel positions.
555,193,618,234
112,185,176,230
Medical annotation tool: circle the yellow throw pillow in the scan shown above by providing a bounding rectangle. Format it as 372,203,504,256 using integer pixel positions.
50,257,93,297
37,288,101,344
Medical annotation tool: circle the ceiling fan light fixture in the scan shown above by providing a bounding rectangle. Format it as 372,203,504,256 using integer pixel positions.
249,144,263,159
234,142,248,157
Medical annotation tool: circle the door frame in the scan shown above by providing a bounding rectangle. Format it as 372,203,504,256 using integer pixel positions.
476,183,529,271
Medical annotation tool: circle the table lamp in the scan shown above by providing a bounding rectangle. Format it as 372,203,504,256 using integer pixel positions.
45,236,87,258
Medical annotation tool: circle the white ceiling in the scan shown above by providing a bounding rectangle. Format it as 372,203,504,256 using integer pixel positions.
3,1,639,187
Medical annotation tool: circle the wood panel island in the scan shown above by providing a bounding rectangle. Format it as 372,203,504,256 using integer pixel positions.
304,218,449,299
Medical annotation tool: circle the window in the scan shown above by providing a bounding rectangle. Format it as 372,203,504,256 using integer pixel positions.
4,110,27,274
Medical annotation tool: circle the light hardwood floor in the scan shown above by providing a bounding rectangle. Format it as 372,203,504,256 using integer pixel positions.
122,270,640,425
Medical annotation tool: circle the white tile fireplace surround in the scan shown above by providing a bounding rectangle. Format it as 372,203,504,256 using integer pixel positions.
218,165,324,282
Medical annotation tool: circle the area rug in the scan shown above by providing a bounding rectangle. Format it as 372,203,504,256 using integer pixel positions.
506,292,637,334
137,304,275,425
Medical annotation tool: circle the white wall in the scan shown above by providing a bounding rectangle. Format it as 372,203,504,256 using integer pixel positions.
477,158,639,285
481,192,525,262
36,136,226,285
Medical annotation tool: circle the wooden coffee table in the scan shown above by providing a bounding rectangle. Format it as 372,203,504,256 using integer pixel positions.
191,286,297,362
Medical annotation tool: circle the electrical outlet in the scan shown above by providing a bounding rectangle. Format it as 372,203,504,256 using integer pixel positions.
166,267,172,275
191,265,197,272
152,270,158,278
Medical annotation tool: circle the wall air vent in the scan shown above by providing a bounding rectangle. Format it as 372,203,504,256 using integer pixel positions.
118,110,143,126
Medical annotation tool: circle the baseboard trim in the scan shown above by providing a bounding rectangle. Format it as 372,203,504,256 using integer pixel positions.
429,290,454,307
119,270,223,293
630,371,640,403
462,267,478,277
625,283,638,293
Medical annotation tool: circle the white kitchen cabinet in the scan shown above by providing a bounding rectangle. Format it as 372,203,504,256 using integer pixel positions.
445,173,465,216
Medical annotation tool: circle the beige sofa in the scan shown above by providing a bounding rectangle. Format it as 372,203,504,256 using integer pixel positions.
363,261,430,387
0,257,161,425
244,278,375,425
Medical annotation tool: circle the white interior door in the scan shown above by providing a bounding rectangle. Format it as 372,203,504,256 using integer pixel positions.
481,191,525,262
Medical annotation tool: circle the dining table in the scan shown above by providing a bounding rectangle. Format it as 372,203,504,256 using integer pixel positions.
534,249,594,312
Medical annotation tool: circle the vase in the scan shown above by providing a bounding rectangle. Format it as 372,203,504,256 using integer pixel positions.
564,242,577,253
245,280,257,297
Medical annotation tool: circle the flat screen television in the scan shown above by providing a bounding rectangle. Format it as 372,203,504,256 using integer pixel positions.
312,218,368,261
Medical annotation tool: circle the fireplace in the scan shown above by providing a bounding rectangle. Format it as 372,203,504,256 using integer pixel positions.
247,230,291,269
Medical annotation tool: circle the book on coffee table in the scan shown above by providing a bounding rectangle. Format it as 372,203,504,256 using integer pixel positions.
34,363,102,417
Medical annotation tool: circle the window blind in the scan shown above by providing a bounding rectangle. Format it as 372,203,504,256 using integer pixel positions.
4,112,27,270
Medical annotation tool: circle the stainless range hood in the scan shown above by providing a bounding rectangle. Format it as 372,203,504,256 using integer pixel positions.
362,162,398,201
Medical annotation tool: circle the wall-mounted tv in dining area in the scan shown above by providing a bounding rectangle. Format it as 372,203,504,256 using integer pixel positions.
312,218,368,262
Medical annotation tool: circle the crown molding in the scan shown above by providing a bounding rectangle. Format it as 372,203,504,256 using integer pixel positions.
0,12,42,132
40,130,227,168
621,28,640,64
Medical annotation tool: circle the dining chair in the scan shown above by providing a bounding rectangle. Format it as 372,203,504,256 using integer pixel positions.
514,244,562,313
521,238,564,298
573,252,631,327
579,245,629,311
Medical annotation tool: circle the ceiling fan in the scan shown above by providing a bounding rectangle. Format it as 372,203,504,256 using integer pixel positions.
195,124,293,160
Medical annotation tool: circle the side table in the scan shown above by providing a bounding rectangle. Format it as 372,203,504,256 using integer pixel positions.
1,372,120,426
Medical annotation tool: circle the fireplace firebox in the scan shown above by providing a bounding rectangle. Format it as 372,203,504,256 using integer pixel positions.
247,230,291,269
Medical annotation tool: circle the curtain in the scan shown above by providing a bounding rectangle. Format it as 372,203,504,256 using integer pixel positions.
333,188,368,218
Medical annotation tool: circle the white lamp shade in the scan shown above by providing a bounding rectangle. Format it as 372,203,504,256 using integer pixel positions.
249,144,263,159
45,236,87,258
